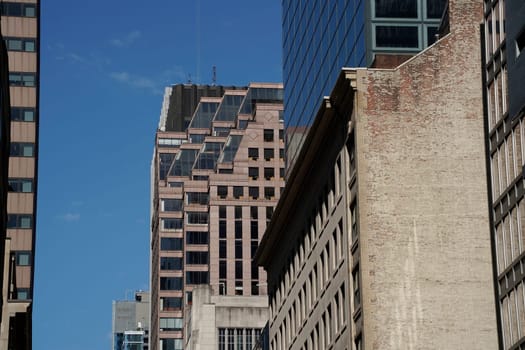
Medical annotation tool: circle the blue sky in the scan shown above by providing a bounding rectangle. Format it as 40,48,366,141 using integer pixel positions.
35,1,282,349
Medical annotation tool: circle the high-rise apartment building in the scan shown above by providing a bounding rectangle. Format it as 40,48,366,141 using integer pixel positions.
112,291,150,350
258,1,499,349
482,0,525,348
282,0,447,167
0,2,39,349
150,83,285,350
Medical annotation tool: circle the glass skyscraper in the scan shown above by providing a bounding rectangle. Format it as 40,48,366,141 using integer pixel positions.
283,0,446,167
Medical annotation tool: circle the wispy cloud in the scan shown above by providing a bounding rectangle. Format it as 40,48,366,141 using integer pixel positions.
109,71,163,95
110,30,142,47
57,213,80,222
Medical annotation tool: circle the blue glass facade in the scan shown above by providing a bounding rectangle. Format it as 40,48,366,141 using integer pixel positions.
283,0,446,166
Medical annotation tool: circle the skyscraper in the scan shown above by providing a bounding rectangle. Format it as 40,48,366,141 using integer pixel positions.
258,0,499,348
150,83,285,350
0,2,39,349
482,0,525,348
112,291,150,350
282,0,447,167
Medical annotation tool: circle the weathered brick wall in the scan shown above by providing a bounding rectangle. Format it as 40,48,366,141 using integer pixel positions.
354,0,498,348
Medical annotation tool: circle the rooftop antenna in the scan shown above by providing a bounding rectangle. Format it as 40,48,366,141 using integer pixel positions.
212,66,217,86
187,73,192,84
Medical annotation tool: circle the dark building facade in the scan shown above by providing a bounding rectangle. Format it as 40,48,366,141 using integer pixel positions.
282,0,447,167
483,0,525,348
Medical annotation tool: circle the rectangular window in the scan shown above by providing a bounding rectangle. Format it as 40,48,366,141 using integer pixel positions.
235,206,242,219
160,277,183,290
250,221,258,239
162,218,183,230
186,192,209,205
249,187,259,199
235,261,243,279
11,107,35,122
16,288,29,300
160,237,183,251
10,142,34,157
9,72,36,87
158,138,185,147
219,240,227,258
186,231,209,245
264,167,275,180
219,220,227,238
233,186,243,199
374,0,417,18
218,186,228,199
279,129,284,141
264,148,274,160
250,207,258,219
219,206,227,219
219,260,227,279
0,3,37,17
235,241,243,259
279,148,284,159
160,339,183,350
264,129,274,142
280,168,285,179
187,212,208,225
426,0,446,18
160,297,182,311
353,267,361,308
186,271,209,284
161,198,182,212
264,187,275,199
7,214,32,229
159,317,183,331
375,25,419,48
266,207,273,222
160,257,183,270
15,251,31,266
8,178,33,193
248,148,259,160
186,251,209,264
249,167,259,180
4,37,36,52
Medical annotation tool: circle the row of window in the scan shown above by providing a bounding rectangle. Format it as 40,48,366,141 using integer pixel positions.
0,2,36,17
159,317,183,331
248,147,284,160
11,107,35,122
161,212,209,230
217,185,279,200
248,167,285,180
8,178,33,193
487,65,508,131
9,72,37,87
159,296,182,311
159,338,183,350
372,0,446,19
491,120,523,200
159,232,209,250
4,37,36,52
10,142,35,157
495,199,525,275
6,214,33,229
272,284,347,350
500,281,525,349
218,328,262,350
484,0,506,62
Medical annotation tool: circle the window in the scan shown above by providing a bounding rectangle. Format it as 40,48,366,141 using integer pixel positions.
249,167,259,180
235,280,243,295
8,178,33,192
279,148,284,159
7,214,32,229
264,129,274,142
374,0,417,18
248,148,259,160
160,257,183,270
249,186,259,199
160,237,183,251
11,107,35,122
219,240,227,258
15,251,31,266
161,198,182,212
4,37,36,52
160,297,182,311
233,186,243,199
186,271,209,284
219,206,227,219
353,267,361,308
159,317,183,331
264,167,275,180
264,148,274,160
162,218,183,230
0,2,36,17
186,251,209,264
250,221,258,239
375,25,419,48
160,338,183,350
426,0,446,19
280,168,285,179
264,187,275,199
9,72,36,87
219,220,227,238
158,138,185,147
250,206,258,219
266,207,273,223
235,261,243,279
279,129,284,141
186,231,208,245
16,289,30,300
219,260,227,278
186,192,209,205
187,212,208,224
235,241,243,259
160,277,183,290
218,186,228,199
10,142,34,157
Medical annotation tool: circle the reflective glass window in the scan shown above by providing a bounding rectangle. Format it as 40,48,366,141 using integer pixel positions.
375,25,419,48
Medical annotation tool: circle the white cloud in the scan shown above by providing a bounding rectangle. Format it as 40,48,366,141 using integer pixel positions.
58,213,80,222
110,30,142,47
109,71,162,95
